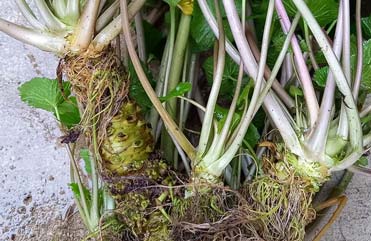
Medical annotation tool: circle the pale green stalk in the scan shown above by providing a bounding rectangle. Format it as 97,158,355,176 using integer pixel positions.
66,144,95,231
292,0,363,170
205,0,286,176
15,0,46,30
53,0,67,18
35,0,66,31
306,2,343,156
149,39,171,135
275,0,319,128
98,0,108,13
66,0,81,25
255,13,301,115
198,0,226,157
197,0,295,110
92,0,146,50
206,0,247,160
162,6,176,99
162,12,192,163
71,0,101,51
0,18,66,53
222,0,303,158
304,22,319,70
360,105,371,118
120,0,197,161
337,0,351,140
353,0,363,101
135,11,147,61
96,0,119,32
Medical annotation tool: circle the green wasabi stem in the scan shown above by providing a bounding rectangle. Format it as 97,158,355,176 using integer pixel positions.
149,39,171,136
35,0,67,31
120,0,197,162
162,13,192,164
96,0,119,32
66,0,81,25
0,18,66,53
292,0,363,171
197,0,226,158
15,0,47,30
71,0,101,52
92,0,146,51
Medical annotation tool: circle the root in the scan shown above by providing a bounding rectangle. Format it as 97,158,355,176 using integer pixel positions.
171,174,316,241
63,49,129,142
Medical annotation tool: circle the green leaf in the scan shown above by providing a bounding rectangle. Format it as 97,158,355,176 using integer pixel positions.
191,2,217,51
244,123,260,148
214,105,241,133
68,183,91,207
283,0,338,26
313,66,329,88
356,156,368,167
19,77,65,112
361,114,371,125
80,149,92,175
289,85,303,97
128,61,154,113
18,78,80,128
203,55,249,99
58,97,81,128
237,82,253,109
143,20,165,58
190,0,237,52
351,39,371,91
160,82,192,102
362,16,371,39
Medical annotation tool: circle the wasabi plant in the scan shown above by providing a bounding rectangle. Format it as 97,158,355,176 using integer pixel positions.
124,0,371,239
1,0,371,240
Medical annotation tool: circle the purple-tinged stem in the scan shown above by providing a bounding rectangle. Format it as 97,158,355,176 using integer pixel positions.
306,2,344,155
337,0,351,139
221,0,303,157
353,0,363,102
275,0,319,128
197,0,295,110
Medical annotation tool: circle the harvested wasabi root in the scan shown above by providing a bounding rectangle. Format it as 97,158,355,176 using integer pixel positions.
63,49,129,139
171,149,320,241
100,101,173,241
101,102,154,175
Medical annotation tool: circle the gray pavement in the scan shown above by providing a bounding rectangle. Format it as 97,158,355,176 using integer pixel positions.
0,1,370,240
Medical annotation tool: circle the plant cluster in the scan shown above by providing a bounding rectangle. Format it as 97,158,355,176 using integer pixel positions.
1,0,371,240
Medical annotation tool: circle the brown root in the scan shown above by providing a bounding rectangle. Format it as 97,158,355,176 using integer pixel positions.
62,49,129,142
171,174,316,241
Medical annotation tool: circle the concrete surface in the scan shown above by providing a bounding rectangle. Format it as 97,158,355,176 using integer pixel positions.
0,2,75,240
0,1,371,241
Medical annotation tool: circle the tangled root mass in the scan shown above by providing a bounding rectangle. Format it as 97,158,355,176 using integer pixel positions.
171,174,315,241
